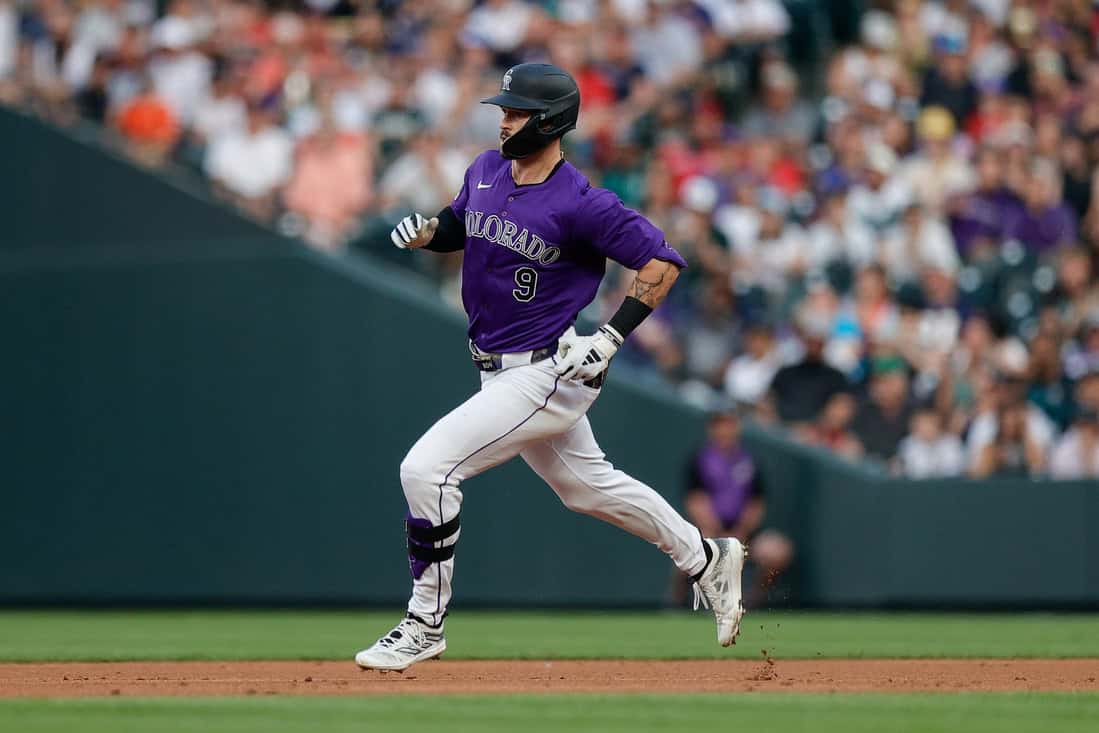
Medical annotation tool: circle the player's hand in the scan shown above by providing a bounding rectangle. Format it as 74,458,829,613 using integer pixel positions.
391,213,438,249
556,326,578,357
554,325,623,382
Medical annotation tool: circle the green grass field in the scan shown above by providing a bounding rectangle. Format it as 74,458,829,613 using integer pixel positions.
2,609,1099,661
5,693,1099,733
2,610,1098,732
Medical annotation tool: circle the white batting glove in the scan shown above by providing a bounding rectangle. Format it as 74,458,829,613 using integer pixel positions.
390,213,439,249
556,326,579,357
554,325,624,382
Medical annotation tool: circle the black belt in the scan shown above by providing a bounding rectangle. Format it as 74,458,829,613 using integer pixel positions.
470,342,557,372
470,340,605,389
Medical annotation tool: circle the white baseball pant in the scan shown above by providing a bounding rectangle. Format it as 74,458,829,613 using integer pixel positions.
399,357,709,626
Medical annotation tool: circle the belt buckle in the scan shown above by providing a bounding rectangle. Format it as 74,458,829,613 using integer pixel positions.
469,342,502,371
474,354,501,371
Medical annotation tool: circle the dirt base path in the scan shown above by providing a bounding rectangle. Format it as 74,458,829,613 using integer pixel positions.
2,659,1097,697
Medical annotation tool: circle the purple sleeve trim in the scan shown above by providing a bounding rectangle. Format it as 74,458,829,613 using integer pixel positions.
648,241,689,270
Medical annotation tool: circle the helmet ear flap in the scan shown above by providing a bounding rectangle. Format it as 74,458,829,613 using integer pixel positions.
537,109,577,136
536,112,557,134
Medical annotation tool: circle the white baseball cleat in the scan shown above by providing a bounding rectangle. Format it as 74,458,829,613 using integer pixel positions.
354,615,446,671
693,537,747,646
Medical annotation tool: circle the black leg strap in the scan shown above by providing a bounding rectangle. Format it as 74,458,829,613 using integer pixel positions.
406,512,460,544
407,540,456,563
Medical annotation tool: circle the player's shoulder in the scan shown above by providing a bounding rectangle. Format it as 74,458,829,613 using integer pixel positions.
566,165,620,210
470,149,510,176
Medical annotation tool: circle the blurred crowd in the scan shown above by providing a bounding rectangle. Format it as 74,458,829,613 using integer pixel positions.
3,0,1099,479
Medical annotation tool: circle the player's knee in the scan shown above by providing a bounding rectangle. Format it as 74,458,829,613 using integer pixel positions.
751,530,794,572
399,449,437,497
558,487,601,515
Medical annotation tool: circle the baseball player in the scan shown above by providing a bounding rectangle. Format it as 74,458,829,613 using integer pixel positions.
355,63,745,672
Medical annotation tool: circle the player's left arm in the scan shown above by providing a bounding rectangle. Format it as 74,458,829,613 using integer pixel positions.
555,188,687,382
624,256,680,310
555,255,684,382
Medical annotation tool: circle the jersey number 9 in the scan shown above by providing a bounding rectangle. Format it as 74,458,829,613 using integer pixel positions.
512,266,538,302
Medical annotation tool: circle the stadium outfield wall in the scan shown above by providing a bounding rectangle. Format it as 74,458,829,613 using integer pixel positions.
1,107,1096,608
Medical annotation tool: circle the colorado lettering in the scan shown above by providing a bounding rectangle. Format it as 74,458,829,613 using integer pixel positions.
466,210,561,265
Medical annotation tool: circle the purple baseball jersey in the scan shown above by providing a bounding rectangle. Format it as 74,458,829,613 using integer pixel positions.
450,150,687,353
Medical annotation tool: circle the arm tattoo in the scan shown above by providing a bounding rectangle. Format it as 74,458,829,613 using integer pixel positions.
627,260,679,308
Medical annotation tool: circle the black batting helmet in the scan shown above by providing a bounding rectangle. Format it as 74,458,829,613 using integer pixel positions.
481,63,580,159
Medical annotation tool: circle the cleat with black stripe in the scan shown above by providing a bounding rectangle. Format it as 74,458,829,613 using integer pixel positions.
693,537,747,647
354,615,446,671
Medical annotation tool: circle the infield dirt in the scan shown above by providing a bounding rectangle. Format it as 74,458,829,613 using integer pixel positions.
2,659,1097,697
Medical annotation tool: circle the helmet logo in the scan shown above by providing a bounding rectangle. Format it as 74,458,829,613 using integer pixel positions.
502,69,513,91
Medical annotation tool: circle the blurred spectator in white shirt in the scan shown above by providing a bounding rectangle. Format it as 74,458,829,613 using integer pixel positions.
848,143,912,236
73,0,125,56
893,281,960,394
205,106,293,220
714,180,760,253
918,0,969,41
741,61,817,144
1049,408,1099,479
880,204,960,283
697,0,789,43
148,16,211,125
969,400,1049,478
966,375,1056,470
191,72,246,144
378,129,466,214
413,27,462,129
160,0,214,42
29,3,98,97
630,1,702,87
103,25,147,111
724,322,784,405
898,408,965,478
834,11,905,93
806,187,875,269
462,0,535,55
968,9,1013,89
970,0,1010,29
732,188,807,296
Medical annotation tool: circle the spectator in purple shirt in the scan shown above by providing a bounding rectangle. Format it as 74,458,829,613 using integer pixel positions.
1004,157,1078,255
948,146,1023,259
682,408,794,608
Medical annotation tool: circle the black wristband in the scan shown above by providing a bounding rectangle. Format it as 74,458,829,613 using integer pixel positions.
606,296,653,340
425,206,466,253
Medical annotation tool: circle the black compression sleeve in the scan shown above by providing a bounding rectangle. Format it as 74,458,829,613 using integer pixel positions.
425,206,465,252
606,296,653,340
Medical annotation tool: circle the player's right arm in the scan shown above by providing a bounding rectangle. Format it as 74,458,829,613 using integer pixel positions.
389,208,465,251
390,212,439,249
